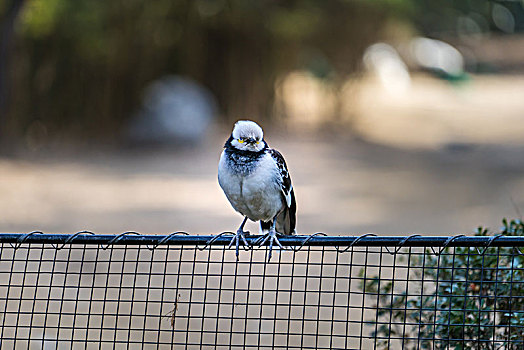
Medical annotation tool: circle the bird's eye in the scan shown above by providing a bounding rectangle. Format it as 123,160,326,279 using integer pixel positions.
238,139,244,143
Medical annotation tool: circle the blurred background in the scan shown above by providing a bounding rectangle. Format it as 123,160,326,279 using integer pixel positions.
1,0,524,235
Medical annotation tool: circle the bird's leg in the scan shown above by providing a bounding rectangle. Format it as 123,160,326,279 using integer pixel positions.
257,216,286,261
228,216,250,259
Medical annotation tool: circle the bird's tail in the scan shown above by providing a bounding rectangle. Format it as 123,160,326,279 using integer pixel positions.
259,220,271,235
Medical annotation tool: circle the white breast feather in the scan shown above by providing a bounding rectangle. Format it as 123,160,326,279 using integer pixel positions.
218,151,284,222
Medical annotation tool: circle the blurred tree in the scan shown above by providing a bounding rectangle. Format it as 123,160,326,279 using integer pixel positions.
2,0,406,146
413,0,524,37
3,0,522,146
0,0,26,148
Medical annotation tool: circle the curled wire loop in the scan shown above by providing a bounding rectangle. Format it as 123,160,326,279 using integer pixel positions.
102,231,140,250
290,233,328,252
197,231,252,251
384,234,422,255
252,235,266,246
335,233,378,253
514,246,524,256
147,231,189,251
429,234,466,256
52,231,95,250
475,234,505,255
198,231,234,250
9,231,44,250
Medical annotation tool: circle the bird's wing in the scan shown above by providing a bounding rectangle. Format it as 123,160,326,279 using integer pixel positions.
268,149,293,207
268,148,296,234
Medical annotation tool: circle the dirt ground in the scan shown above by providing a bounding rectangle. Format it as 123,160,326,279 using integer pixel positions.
1,131,523,237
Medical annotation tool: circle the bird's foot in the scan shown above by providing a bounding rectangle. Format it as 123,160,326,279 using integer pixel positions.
256,230,286,261
228,229,251,260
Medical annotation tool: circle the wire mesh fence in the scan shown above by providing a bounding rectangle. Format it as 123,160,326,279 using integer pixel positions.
0,232,523,349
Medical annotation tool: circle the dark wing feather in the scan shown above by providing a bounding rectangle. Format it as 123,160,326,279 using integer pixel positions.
268,148,296,235
268,149,292,205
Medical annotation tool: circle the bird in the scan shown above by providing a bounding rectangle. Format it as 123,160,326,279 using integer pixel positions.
218,120,296,260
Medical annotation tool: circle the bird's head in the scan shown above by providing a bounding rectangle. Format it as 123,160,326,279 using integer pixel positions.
228,120,266,152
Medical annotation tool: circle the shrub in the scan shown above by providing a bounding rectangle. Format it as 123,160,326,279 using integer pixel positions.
362,219,524,349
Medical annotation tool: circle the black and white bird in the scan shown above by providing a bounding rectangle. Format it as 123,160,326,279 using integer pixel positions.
218,120,296,260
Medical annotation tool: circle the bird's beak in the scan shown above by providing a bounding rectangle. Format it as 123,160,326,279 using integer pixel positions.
246,138,256,145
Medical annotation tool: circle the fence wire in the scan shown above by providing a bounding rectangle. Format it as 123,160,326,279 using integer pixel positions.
0,233,523,349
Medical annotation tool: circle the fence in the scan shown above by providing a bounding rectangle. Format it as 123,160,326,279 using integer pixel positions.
0,232,523,349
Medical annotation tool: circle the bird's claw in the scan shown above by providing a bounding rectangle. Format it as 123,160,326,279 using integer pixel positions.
228,229,251,259
257,230,286,261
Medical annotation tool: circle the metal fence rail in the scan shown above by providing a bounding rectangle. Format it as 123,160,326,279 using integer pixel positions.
0,232,523,349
